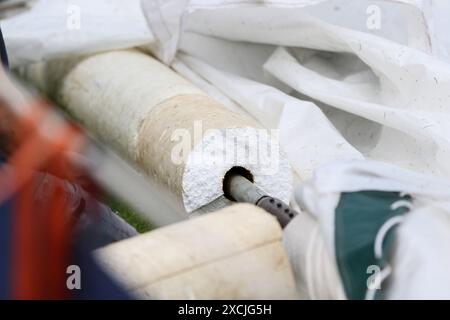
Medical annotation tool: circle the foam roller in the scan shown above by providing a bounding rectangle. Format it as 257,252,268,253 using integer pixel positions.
21,50,292,215
94,204,298,299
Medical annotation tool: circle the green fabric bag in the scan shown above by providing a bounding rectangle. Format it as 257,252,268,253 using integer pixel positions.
335,191,412,300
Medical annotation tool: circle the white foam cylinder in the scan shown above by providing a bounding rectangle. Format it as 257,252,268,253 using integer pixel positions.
21,50,292,214
94,204,298,299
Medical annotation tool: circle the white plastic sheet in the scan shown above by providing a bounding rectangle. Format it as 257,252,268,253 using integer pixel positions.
1,0,155,66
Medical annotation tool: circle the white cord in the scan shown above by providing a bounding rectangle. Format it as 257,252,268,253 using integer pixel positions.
365,198,412,300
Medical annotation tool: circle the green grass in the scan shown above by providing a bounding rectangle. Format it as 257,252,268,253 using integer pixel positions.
106,196,154,234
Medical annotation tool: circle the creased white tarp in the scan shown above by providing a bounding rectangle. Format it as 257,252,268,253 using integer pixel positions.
1,0,155,66
146,0,435,64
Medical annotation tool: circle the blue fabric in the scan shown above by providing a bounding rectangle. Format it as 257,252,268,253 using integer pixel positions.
71,237,132,300
0,196,13,299
0,165,131,299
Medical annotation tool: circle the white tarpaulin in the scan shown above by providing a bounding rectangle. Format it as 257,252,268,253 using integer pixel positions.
1,0,155,66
